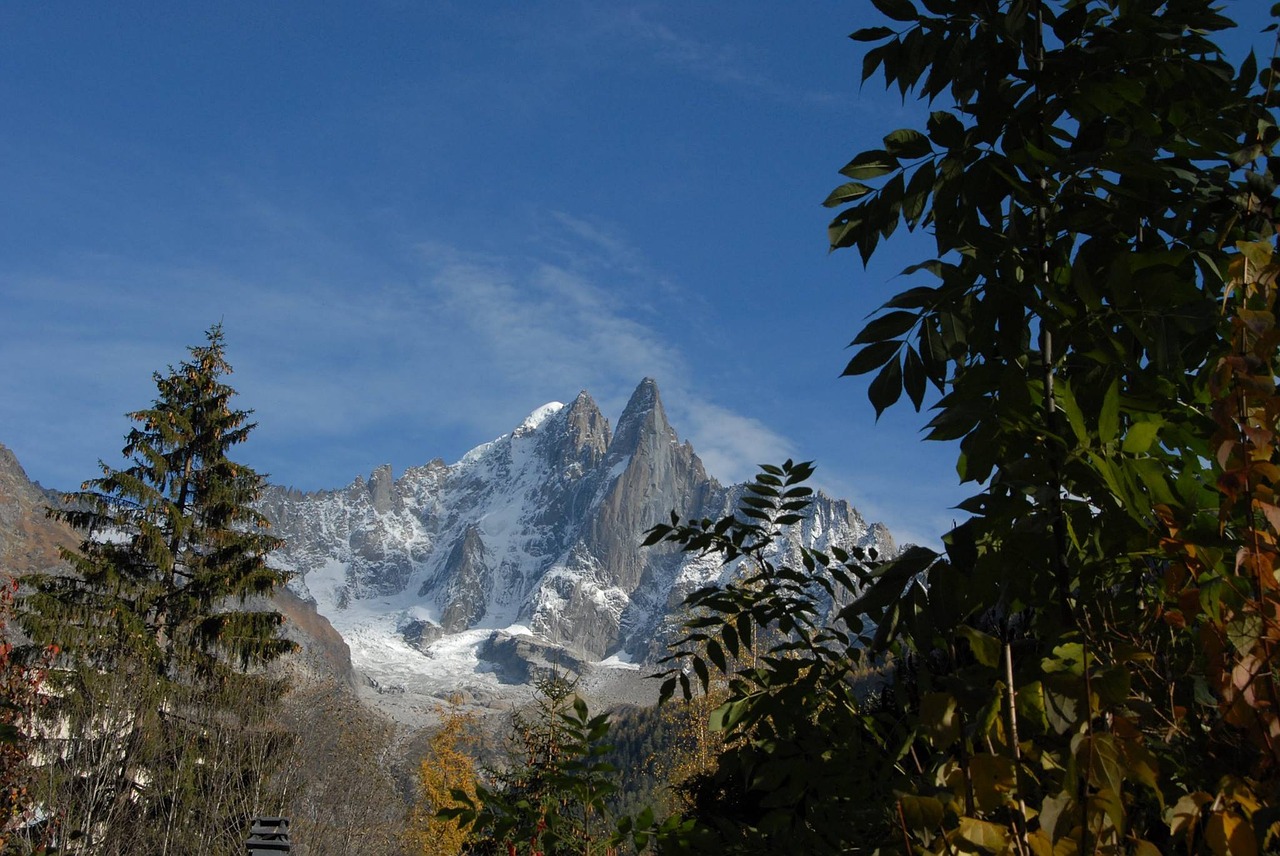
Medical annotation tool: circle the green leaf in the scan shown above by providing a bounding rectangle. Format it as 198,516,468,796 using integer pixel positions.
1086,451,1129,507
827,210,864,250
691,655,709,691
1055,380,1089,446
868,357,903,418
842,545,937,619
878,172,905,238
840,149,900,180
870,0,918,22
897,793,944,831
852,309,917,344
709,699,749,732
903,347,926,410
1094,665,1131,706
842,341,899,376
970,753,1016,812
1099,377,1119,445
1122,738,1161,797
861,42,892,84
1121,420,1161,455
705,637,727,673
897,261,945,282
957,624,1001,668
883,128,932,159
722,622,738,659
919,319,946,384
926,110,964,148
920,692,960,746
659,677,677,706
871,600,901,650
1092,788,1131,833
822,182,873,208
1043,641,1085,676
902,161,935,227
1079,733,1124,796
1170,792,1212,838
1050,3,1088,42
939,310,965,353
1015,681,1048,734
850,26,895,42
641,525,670,547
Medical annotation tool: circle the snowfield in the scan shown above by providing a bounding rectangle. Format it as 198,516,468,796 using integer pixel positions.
262,382,895,724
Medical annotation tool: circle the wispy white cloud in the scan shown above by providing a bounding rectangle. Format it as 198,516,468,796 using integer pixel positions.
544,211,649,276
539,212,692,310
416,242,686,395
595,6,840,107
677,400,793,484
408,234,798,484
622,11,764,87
1,208,796,493
1,202,954,551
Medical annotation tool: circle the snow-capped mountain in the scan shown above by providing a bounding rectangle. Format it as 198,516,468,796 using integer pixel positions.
258,379,893,714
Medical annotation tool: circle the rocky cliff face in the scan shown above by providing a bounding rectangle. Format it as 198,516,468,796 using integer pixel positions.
0,384,896,722
0,443,77,574
259,379,895,697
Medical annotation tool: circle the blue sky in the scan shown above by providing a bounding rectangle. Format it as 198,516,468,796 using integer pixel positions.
1,2,1268,549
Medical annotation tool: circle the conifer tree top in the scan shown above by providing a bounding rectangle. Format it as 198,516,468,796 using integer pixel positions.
31,323,292,678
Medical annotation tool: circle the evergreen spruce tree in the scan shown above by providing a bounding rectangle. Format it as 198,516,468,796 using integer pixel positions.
22,324,295,855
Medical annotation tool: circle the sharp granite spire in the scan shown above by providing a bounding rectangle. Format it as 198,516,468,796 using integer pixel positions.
254,379,895,705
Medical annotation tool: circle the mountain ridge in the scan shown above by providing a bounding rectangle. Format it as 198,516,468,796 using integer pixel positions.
0,381,894,723
257,379,893,719
0,442,78,575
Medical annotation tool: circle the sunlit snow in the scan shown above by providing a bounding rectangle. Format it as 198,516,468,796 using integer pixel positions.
517,402,565,433
263,386,896,723
598,652,641,670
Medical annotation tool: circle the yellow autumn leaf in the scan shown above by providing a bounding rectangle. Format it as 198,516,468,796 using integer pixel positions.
1169,791,1212,839
1206,811,1258,856
958,816,1011,853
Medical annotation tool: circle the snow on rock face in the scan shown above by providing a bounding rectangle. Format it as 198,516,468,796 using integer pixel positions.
259,379,895,714
517,402,566,434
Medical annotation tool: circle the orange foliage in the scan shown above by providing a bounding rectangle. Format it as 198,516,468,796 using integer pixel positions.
412,701,481,856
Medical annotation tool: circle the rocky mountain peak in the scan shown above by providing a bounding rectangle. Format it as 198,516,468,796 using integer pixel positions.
514,402,565,437
563,391,611,464
608,377,672,462
253,379,897,717
368,464,394,513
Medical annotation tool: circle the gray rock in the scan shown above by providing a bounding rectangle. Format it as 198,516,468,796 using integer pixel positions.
399,617,444,652
478,632,585,686
258,378,896,669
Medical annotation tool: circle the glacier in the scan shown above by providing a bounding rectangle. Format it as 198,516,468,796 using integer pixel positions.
257,379,894,719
